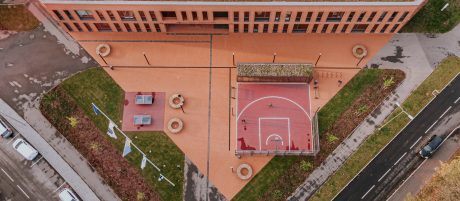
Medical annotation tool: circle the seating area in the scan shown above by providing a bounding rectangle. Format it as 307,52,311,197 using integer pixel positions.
122,92,165,131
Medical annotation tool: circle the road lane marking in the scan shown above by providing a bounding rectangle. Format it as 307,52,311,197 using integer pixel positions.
425,120,438,133
438,106,452,119
17,185,30,199
378,168,392,182
361,185,375,199
455,96,460,104
30,156,43,167
409,136,423,150
1,168,14,182
394,152,407,166
53,181,67,193
387,159,427,201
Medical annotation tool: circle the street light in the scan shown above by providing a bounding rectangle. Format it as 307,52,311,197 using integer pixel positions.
395,101,414,120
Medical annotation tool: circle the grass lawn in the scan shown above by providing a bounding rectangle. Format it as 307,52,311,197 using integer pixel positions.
0,4,39,31
402,0,460,33
57,68,184,201
233,69,404,201
311,56,460,201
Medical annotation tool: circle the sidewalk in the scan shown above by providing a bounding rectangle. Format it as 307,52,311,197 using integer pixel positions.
0,98,101,201
288,23,460,200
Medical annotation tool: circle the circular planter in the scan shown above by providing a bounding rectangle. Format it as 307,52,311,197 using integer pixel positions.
167,118,184,134
96,44,111,57
169,94,185,109
352,45,368,58
236,163,253,180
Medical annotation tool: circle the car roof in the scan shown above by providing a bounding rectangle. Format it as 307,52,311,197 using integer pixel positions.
13,139,37,159
429,136,443,147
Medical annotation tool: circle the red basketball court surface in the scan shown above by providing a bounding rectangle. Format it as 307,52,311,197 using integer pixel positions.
236,83,312,154
122,92,166,131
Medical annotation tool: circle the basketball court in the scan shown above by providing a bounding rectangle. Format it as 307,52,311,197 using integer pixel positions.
236,83,314,155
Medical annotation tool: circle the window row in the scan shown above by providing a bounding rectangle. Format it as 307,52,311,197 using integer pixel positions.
234,23,400,34
62,22,162,32
52,9,410,24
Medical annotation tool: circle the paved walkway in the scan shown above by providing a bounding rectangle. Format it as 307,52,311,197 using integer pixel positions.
288,24,460,200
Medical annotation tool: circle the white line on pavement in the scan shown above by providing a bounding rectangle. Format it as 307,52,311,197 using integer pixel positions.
17,185,30,199
53,181,67,193
378,168,392,182
1,168,14,182
361,185,375,200
7,133,20,145
394,152,407,166
438,106,452,119
409,136,423,150
425,120,438,134
386,159,427,201
30,156,43,167
455,96,460,104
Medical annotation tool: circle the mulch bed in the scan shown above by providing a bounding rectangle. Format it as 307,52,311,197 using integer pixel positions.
256,69,405,200
40,87,160,201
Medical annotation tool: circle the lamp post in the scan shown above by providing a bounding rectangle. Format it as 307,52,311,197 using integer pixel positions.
143,52,151,66
315,53,322,66
395,101,414,120
232,52,235,66
272,53,277,63
98,53,108,66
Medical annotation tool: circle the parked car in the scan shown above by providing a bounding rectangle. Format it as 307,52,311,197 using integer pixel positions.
12,139,38,160
0,119,13,138
419,135,444,158
58,188,80,201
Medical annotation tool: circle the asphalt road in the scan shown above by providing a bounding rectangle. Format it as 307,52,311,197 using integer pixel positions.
333,74,460,201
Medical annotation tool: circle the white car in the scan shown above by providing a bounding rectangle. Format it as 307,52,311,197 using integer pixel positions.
59,188,80,201
12,138,38,161
0,119,13,138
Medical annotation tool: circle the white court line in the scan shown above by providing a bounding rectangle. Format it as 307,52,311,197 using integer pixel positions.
265,134,284,146
30,156,43,167
52,181,67,193
454,96,460,104
425,120,438,133
439,106,452,119
237,96,311,120
361,185,375,199
7,133,20,144
1,168,14,182
17,185,30,199
378,168,392,182
259,117,290,150
394,152,407,166
409,136,423,150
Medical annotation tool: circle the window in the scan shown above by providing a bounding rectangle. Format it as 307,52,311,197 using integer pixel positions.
63,23,73,31
154,24,161,32
139,11,147,21
134,23,142,32
331,24,338,33
398,12,409,22
114,23,122,32
144,23,151,32
312,24,318,33
83,23,92,32
321,24,328,33
94,23,112,32
357,12,366,22
118,11,136,21
341,24,349,33
253,24,259,33
124,23,132,32
367,12,376,22
255,12,270,22
388,12,398,22
285,12,292,22
273,24,279,32
282,24,288,33
378,11,387,22
214,24,229,29
326,12,344,22
202,12,208,20
75,10,94,20
347,12,355,22
213,12,228,19
234,24,239,33
64,10,74,20
96,11,105,21
161,11,177,19
295,12,302,22
316,12,323,22
192,11,198,21
306,12,312,22
390,24,399,33
263,24,269,33
73,23,83,32
234,12,239,22
181,11,188,21
275,12,281,22
293,24,308,33
380,24,389,33
351,24,368,32
244,12,249,22
244,24,249,33
370,24,379,33
149,11,157,21
107,11,116,21
52,10,64,20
